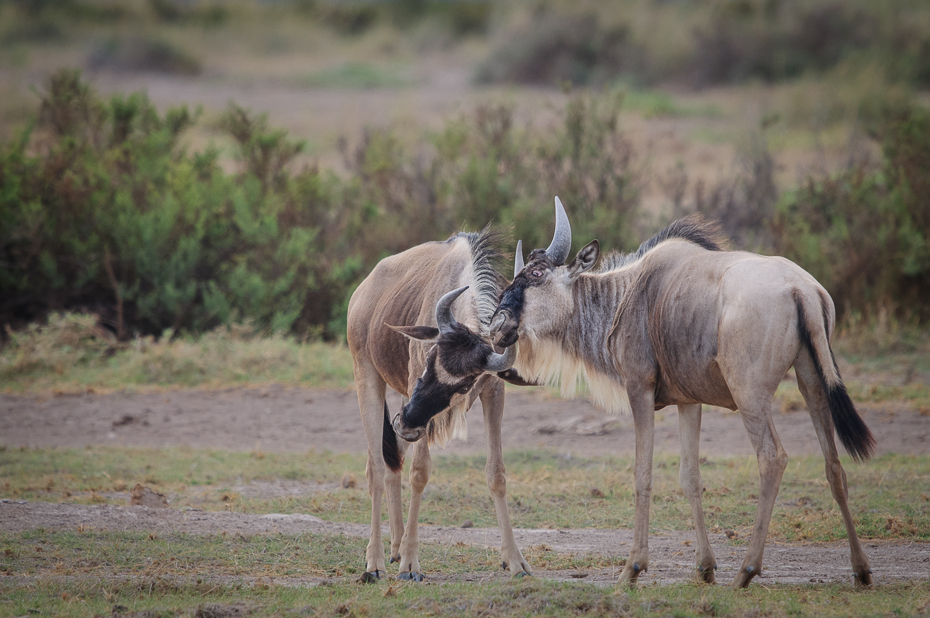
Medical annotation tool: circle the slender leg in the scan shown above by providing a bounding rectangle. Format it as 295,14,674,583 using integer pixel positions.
795,355,873,587
730,396,788,589
678,403,717,583
396,437,430,581
354,357,389,581
617,390,656,586
480,380,531,577
384,436,406,566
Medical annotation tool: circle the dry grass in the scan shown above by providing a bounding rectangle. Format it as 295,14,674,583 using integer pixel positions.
3,446,928,545
0,313,355,393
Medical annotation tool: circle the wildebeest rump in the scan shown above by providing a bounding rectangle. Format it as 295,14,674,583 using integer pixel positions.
489,198,875,589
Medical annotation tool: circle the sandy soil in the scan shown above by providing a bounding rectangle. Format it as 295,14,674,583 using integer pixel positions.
2,386,927,457
2,386,929,587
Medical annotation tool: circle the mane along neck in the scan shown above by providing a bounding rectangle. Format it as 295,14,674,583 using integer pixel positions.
513,273,632,415
452,229,504,337
598,214,723,274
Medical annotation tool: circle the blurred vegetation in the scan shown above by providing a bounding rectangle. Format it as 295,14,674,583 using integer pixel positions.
2,69,929,344
0,70,644,341
478,0,930,89
772,104,930,323
3,0,929,90
0,1,929,343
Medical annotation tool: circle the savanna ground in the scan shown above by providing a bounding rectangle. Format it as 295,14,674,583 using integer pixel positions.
2,325,930,617
3,1,930,615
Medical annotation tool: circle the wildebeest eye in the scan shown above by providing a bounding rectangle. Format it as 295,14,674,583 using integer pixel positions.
531,270,543,278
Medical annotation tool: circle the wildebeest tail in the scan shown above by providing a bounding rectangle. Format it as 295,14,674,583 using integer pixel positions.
794,291,875,462
382,401,403,473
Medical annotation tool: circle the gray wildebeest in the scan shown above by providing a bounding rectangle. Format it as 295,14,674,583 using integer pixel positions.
346,229,533,583
488,198,875,589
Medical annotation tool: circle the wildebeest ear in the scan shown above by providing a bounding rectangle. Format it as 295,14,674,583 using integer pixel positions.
385,324,440,343
566,240,599,281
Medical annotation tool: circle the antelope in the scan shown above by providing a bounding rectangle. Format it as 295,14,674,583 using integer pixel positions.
346,229,532,583
488,198,875,588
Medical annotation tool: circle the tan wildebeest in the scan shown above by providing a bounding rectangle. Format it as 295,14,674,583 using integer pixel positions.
346,229,533,582
488,198,875,588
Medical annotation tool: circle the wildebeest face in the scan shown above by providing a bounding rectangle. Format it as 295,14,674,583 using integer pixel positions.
388,287,516,442
491,242,599,347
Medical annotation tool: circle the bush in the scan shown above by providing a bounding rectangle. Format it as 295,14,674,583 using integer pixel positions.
772,104,930,321
87,37,202,76
478,0,930,89
0,69,357,340
2,70,926,343
476,11,643,87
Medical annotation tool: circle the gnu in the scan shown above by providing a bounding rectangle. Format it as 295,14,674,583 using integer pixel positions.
346,229,532,583
489,198,875,588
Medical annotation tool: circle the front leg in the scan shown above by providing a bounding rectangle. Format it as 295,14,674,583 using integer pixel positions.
481,380,532,577
617,390,655,586
396,438,430,581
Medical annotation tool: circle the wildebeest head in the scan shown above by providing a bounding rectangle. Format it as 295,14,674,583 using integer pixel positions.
490,197,599,348
387,286,516,442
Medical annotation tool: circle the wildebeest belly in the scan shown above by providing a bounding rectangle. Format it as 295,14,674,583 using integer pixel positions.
653,359,737,410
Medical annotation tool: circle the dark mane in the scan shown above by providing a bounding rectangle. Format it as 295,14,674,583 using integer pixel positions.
597,214,726,273
446,228,507,331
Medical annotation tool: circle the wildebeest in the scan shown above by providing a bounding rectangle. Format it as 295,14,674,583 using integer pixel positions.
488,198,875,589
346,229,532,582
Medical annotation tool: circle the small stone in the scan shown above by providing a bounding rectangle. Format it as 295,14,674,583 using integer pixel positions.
461,520,474,528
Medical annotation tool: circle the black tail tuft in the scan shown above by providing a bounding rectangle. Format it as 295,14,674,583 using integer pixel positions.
826,382,876,463
382,401,403,473
795,294,875,462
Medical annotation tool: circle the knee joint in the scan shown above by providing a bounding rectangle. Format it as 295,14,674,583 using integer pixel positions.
486,469,507,496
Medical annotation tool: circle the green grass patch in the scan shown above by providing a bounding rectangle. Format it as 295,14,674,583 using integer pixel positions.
0,566,927,617
3,447,928,544
617,87,722,119
295,63,415,89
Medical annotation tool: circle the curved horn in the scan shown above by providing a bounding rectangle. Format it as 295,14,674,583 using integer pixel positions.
436,286,468,336
484,343,517,373
545,196,572,265
513,240,524,278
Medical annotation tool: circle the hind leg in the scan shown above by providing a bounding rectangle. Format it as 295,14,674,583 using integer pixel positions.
729,392,788,589
678,403,717,583
354,357,390,582
795,355,873,587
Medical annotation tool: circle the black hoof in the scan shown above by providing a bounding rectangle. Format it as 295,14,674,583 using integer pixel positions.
359,571,382,584
501,561,508,571
398,572,424,582
632,563,642,575
515,571,531,579
745,566,755,574
390,555,400,564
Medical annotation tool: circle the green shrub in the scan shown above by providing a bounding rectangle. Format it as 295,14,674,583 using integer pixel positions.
772,104,930,321
0,70,356,340
2,69,926,345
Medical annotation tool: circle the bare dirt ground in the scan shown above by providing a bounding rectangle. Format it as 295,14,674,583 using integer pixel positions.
2,386,929,587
